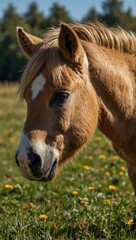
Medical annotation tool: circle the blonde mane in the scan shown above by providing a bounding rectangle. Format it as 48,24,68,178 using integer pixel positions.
19,22,136,98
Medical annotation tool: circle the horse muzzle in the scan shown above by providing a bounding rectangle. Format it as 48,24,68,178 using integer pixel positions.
15,146,59,181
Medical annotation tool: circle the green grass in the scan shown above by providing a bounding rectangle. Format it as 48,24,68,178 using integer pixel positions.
0,84,136,240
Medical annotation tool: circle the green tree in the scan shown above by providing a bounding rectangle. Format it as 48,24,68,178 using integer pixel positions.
46,3,73,27
100,0,136,30
0,4,28,81
25,2,45,32
82,7,99,22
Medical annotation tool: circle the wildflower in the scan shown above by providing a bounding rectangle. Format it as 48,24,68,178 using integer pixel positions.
104,199,111,204
105,171,110,176
100,145,105,149
72,191,78,196
121,166,126,171
83,165,90,170
88,186,95,190
100,167,104,171
119,171,124,176
99,154,106,159
28,202,34,208
109,185,117,191
112,169,116,174
126,191,130,195
80,199,85,204
95,136,101,141
5,184,14,190
39,214,48,220
126,219,133,225
113,201,117,205
113,155,119,160
88,156,93,160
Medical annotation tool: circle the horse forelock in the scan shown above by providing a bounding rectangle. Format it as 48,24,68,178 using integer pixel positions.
19,22,136,98
19,34,64,98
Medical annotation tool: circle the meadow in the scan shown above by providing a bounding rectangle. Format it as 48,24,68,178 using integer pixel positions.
0,84,136,240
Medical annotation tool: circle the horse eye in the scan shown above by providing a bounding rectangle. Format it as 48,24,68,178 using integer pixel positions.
50,91,70,107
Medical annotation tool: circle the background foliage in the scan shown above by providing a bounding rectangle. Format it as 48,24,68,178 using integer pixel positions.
0,0,136,81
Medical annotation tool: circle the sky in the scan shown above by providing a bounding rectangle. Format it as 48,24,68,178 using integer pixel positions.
0,0,136,21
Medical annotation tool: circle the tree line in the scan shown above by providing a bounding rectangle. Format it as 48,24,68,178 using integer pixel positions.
0,0,136,81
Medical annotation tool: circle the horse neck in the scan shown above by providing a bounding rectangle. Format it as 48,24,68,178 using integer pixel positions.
84,42,136,145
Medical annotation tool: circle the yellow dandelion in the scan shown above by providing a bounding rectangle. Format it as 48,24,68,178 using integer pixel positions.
104,199,111,204
39,214,48,220
88,186,95,190
126,191,130,195
72,191,78,196
112,169,116,174
28,202,34,208
121,166,126,171
80,199,85,204
95,136,101,141
88,156,93,160
5,184,14,190
109,185,117,191
100,167,104,171
100,145,105,149
126,219,133,225
83,165,90,170
105,171,110,176
119,171,124,176
113,201,117,205
113,155,119,160
99,154,106,159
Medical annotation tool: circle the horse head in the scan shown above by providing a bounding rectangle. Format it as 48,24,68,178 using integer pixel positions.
15,23,99,181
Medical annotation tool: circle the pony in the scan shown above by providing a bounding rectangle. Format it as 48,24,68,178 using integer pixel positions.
15,22,136,193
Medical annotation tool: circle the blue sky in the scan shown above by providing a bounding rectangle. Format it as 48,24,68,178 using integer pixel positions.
0,0,136,20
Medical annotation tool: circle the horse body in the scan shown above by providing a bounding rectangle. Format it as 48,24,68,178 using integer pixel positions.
16,22,136,192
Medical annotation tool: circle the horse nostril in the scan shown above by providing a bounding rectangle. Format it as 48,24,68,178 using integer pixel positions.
28,150,41,168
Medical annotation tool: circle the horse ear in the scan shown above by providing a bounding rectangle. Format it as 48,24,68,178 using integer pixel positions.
16,27,43,58
59,23,84,63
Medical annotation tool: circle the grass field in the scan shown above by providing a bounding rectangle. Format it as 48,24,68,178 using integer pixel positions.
0,84,136,240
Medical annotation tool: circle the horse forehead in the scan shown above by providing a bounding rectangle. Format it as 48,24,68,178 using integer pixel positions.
31,74,46,100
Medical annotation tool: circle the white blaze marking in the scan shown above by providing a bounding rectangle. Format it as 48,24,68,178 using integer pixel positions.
31,74,46,100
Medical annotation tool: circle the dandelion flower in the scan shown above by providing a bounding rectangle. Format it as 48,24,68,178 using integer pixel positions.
105,171,110,176
88,186,95,190
104,199,111,204
39,214,48,220
5,184,14,190
99,154,106,159
72,191,78,196
119,171,124,176
121,166,126,171
112,169,116,174
88,156,93,160
113,155,119,160
28,202,34,208
109,185,117,191
80,199,85,204
126,219,133,225
83,165,90,170
95,136,101,141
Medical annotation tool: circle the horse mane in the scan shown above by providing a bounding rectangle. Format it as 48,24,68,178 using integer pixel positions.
72,22,136,54
19,22,136,98
45,22,136,54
